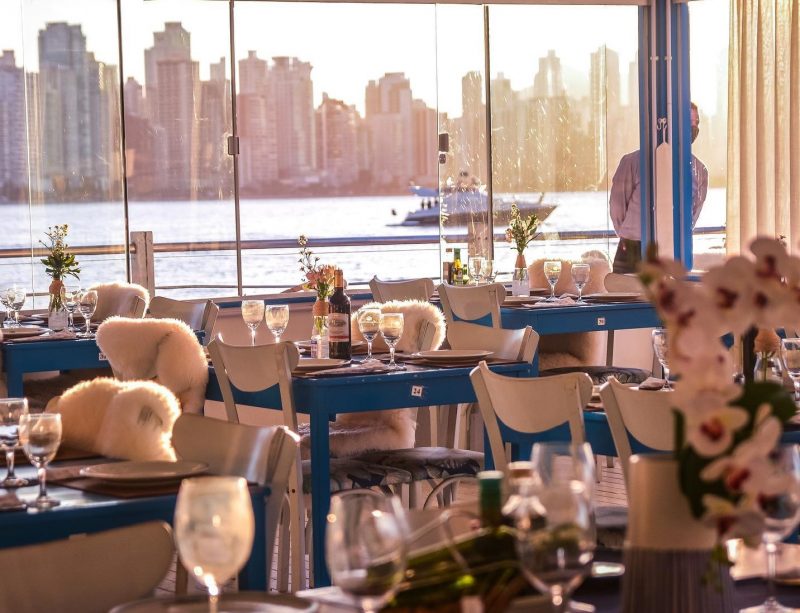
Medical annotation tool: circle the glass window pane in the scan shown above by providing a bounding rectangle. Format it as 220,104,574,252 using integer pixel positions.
234,2,440,292
121,0,236,298
489,5,640,279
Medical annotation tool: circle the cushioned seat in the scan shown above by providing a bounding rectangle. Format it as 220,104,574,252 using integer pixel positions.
356,447,484,481
539,365,649,386
301,458,413,494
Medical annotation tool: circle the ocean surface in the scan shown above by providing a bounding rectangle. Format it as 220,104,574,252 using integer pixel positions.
0,188,725,305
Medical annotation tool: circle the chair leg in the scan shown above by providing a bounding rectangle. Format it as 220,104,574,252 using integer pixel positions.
408,482,421,509
277,497,291,593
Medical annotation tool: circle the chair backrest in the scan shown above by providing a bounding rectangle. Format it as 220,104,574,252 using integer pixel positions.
148,296,208,329
370,276,435,302
438,282,506,328
95,317,209,414
470,362,592,472
603,272,645,293
599,377,674,484
0,521,173,613
447,321,539,363
89,282,150,321
207,338,300,426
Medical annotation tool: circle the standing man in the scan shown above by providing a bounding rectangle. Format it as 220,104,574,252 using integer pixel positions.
609,102,709,273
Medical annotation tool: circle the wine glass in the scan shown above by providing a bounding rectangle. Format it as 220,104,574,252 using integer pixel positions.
470,256,485,285
5,284,26,327
265,304,290,343
531,441,596,502
18,412,62,510
781,338,800,401
326,491,408,613
652,328,671,389
241,299,265,346
60,286,81,332
741,445,800,613
543,261,562,302
570,263,591,303
515,481,595,613
175,476,255,613
0,398,29,488
0,291,10,327
379,313,404,370
77,289,98,338
357,307,382,363
481,259,496,283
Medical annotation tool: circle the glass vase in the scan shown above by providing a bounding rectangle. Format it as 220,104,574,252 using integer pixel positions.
310,298,329,359
47,279,67,331
754,354,783,384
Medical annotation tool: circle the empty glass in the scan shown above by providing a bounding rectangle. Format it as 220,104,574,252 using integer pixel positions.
0,398,29,488
4,284,26,327
781,338,800,401
326,492,408,613
652,328,670,389
19,412,62,510
543,261,562,302
60,286,82,332
470,256,485,285
531,441,597,501
571,263,590,303
77,290,98,338
379,313,404,370
481,259,496,283
357,307,382,363
175,476,255,613
241,299,265,346
265,304,290,343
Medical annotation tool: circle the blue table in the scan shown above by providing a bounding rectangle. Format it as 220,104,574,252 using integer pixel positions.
0,464,268,590
501,301,660,336
206,360,534,587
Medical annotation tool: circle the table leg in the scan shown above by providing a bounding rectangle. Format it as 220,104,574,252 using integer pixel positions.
310,411,332,586
239,490,267,590
5,364,24,397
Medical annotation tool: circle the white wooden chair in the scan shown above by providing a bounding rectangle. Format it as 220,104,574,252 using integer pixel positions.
369,276,435,302
171,413,299,593
470,361,592,472
603,272,645,293
438,282,506,328
148,296,219,344
598,377,674,485
0,522,173,613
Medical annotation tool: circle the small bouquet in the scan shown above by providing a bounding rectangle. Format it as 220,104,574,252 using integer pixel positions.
298,235,335,302
40,224,80,311
504,203,539,255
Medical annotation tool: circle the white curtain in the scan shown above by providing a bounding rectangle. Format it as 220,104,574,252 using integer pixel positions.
727,0,800,254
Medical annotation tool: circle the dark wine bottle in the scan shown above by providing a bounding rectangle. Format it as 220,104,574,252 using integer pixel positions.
328,268,351,360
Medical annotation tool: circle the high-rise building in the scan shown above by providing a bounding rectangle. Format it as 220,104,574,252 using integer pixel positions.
411,99,437,186
459,71,485,179
0,50,27,201
365,72,413,187
316,93,359,188
237,51,278,192
124,77,144,117
144,22,191,120
590,46,621,188
270,56,315,182
490,72,519,189
198,57,232,195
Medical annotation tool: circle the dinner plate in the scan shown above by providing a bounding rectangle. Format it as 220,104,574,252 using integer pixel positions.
80,460,208,484
416,349,493,361
503,295,545,305
0,325,48,339
111,593,317,612
582,292,645,303
294,358,348,371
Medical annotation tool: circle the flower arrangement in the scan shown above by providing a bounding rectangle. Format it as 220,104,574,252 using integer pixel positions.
639,238,798,563
504,203,540,255
40,224,80,311
298,235,335,301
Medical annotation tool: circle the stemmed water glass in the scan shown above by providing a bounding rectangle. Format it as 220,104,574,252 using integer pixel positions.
18,412,62,510
481,259,496,283
470,256,485,285
530,441,597,500
652,328,671,389
241,299,265,346
60,286,81,332
4,284,26,327
0,398,29,488
77,289,98,338
357,307,382,363
571,263,590,303
326,491,408,613
175,476,255,613
265,304,290,343
379,313,404,370
543,261,562,302
741,445,800,613
781,338,800,401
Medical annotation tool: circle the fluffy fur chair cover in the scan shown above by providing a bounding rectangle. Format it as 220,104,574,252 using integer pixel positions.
297,301,445,459
48,378,179,461
89,282,150,322
95,317,208,414
528,254,611,369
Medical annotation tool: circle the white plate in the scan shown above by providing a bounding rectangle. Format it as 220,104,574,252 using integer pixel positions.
111,592,317,612
0,325,48,339
503,296,544,305
416,349,493,361
583,292,645,303
80,460,208,484
294,358,348,371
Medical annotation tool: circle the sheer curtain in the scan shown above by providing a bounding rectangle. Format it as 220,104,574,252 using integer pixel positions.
726,0,800,254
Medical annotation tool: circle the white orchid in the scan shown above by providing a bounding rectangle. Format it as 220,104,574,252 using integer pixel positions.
702,494,765,545
683,404,749,458
702,257,757,336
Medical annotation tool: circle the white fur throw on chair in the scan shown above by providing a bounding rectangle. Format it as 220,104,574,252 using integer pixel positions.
350,300,446,353
48,378,179,461
89,282,150,322
95,317,209,414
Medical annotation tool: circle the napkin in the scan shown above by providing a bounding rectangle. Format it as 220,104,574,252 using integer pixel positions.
638,377,667,391
532,295,576,308
297,361,392,377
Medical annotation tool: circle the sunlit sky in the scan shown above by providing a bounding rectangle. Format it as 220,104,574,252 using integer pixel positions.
1,0,726,117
